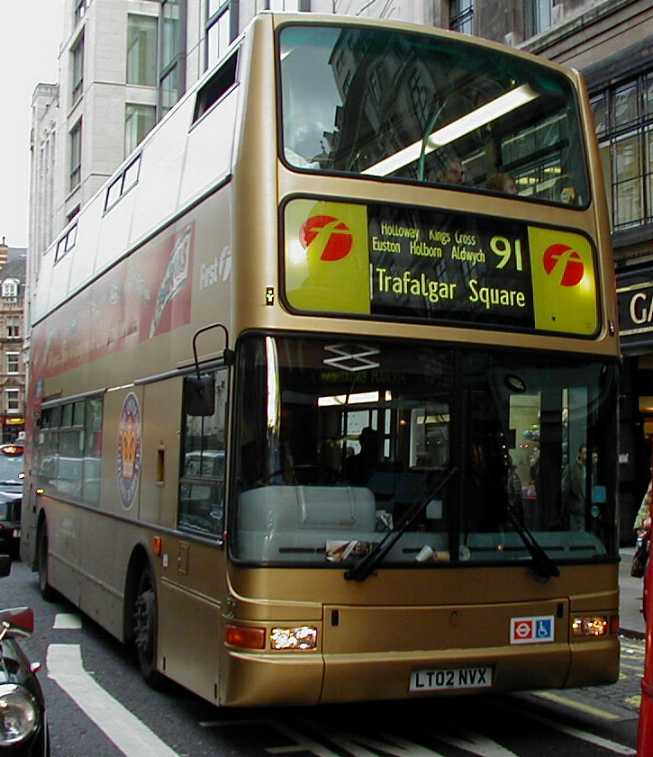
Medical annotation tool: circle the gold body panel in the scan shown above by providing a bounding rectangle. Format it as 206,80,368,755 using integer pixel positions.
219,562,618,705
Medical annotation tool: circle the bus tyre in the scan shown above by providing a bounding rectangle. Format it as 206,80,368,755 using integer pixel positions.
37,527,55,601
133,567,163,688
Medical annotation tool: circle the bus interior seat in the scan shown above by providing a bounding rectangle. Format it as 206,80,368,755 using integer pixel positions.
238,485,376,560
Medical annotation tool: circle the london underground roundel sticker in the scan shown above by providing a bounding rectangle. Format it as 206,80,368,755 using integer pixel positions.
117,392,142,509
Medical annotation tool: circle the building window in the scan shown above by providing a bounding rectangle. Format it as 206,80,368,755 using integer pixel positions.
159,0,186,118
592,72,653,231
125,104,156,156
161,0,180,70
206,2,231,72
5,390,19,413
7,320,20,339
127,15,158,86
269,1,300,11
1,281,18,300
160,67,179,118
70,120,82,191
74,0,91,25
450,0,474,35
524,0,552,38
6,354,19,375
71,33,84,104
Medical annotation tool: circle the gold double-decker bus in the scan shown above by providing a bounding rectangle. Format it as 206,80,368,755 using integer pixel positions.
22,12,620,706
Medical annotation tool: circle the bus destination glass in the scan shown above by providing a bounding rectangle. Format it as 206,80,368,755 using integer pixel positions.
284,198,598,336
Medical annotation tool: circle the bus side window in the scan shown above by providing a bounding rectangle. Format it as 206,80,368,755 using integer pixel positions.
178,370,228,537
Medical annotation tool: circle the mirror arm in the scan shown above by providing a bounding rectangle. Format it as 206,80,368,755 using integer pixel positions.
192,323,231,379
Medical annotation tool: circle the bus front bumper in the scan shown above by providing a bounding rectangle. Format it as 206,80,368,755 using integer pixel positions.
222,637,619,706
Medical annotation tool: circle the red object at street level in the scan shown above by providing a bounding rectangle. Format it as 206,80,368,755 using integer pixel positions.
637,448,653,756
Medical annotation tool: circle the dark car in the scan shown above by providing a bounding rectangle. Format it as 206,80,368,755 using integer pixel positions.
0,445,24,557
0,556,49,755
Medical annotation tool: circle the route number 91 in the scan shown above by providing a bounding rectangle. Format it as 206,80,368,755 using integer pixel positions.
490,236,523,272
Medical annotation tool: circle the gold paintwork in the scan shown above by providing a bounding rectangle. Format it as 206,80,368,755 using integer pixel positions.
24,12,620,708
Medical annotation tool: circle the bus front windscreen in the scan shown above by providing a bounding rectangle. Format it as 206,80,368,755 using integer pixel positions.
233,335,617,568
279,24,589,207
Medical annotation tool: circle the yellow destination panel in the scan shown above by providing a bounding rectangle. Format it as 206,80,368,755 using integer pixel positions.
283,197,599,337
528,226,598,336
284,199,371,314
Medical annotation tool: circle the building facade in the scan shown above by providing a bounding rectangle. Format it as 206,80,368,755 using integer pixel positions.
28,0,653,534
515,0,653,538
0,240,27,443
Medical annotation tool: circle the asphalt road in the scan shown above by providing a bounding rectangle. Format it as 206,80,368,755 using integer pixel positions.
1,558,643,757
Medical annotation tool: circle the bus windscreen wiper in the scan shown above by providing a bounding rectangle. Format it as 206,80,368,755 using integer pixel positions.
344,466,458,582
504,503,559,580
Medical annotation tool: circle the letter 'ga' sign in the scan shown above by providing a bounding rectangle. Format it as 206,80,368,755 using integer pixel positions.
283,198,598,337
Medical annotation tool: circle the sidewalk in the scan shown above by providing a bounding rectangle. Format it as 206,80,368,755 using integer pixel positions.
620,547,646,638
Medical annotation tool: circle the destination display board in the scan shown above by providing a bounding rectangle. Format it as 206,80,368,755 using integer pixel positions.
283,198,598,336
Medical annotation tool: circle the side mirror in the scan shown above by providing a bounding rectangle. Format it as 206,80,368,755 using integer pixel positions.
0,555,10,578
184,375,215,417
0,607,34,638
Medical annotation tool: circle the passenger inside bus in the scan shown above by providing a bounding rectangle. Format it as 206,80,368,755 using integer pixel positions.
437,157,465,186
343,426,380,486
486,172,517,194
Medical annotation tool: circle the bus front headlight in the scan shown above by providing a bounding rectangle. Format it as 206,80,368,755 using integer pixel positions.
0,684,40,746
270,626,318,650
571,616,609,637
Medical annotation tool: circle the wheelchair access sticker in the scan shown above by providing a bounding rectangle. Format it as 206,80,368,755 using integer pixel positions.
510,616,555,644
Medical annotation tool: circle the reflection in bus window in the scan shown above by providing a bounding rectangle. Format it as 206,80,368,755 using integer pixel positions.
35,396,103,504
179,370,228,536
233,335,617,566
280,25,588,205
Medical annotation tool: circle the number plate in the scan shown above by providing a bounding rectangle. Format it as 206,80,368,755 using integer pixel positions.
409,666,492,692
12,529,20,538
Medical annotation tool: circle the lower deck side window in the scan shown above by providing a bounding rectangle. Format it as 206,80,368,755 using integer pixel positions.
178,369,228,536
36,396,103,503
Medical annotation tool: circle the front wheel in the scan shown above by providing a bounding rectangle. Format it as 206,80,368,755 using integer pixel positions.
37,526,55,601
133,566,164,687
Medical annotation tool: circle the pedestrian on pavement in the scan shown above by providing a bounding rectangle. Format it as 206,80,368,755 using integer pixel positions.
634,477,652,534
631,477,652,579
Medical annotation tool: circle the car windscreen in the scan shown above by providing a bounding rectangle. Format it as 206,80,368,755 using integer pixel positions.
0,454,23,482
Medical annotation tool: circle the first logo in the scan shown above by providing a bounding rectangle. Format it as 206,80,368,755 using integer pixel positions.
300,215,353,261
542,243,584,287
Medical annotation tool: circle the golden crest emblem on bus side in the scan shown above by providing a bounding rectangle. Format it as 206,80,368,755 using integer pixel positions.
117,392,142,509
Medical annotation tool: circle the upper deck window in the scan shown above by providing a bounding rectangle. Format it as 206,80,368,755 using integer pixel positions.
55,224,78,264
193,51,238,123
278,25,589,207
104,155,142,212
